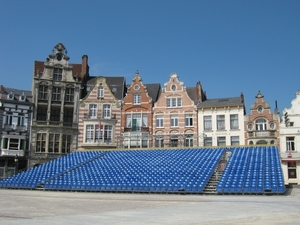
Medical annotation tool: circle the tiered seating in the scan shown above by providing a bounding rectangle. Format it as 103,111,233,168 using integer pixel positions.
44,148,224,193
0,151,104,189
0,146,285,195
216,146,285,194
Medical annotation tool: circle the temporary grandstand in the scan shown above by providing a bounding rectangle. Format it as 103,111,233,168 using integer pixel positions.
0,146,285,195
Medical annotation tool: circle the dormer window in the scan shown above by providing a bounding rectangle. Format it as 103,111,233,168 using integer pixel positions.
7,92,14,100
98,85,104,98
19,94,26,101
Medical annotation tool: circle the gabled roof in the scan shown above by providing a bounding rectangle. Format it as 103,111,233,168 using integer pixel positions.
144,83,161,102
87,76,125,100
197,96,244,108
186,87,198,104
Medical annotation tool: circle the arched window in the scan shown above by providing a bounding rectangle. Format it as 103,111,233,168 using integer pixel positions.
256,119,267,130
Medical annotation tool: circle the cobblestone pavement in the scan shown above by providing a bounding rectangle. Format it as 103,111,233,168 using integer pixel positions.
0,187,299,225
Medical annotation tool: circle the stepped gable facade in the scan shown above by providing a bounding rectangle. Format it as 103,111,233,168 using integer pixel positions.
120,70,161,148
152,73,200,147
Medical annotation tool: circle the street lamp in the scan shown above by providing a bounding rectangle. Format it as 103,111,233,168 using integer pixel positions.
14,155,19,174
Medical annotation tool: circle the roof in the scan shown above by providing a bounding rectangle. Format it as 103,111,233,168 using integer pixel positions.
144,83,161,102
87,76,126,100
197,96,244,108
34,61,83,78
186,87,198,104
0,85,33,102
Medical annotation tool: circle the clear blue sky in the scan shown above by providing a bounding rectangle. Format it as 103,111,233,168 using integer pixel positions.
1,0,299,114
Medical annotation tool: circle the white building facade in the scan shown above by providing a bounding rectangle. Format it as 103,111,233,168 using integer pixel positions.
280,91,300,185
197,94,246,147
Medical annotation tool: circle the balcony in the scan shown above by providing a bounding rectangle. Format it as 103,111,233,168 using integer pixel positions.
0,149,25,157
124,127,149,132
281,151,300,160
248,130,276,138
3,124,27,132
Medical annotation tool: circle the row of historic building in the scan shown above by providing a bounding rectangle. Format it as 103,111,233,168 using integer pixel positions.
0,43,299,185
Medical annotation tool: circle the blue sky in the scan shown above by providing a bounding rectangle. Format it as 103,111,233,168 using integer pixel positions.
1,0,299,114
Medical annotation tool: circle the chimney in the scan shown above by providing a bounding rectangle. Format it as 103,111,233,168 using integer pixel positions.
196,81,200,100
81,55,89,79
240,92,244,103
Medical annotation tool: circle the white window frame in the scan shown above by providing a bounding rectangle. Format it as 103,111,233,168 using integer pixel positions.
156,115,164,128
217,115,225,130
230,136,239,146
204,116,212,131
170,114,178,127
103,104,111,119
185,114,193,127
98,85,104,98
167,98,182,108
133,94,141,105
230,114,239,130
286,137,295,151
89,104,97,119
217,136,226,146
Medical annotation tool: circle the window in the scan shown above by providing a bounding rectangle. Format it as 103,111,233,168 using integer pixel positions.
65,88,74,102
155,135,164,147
85,125,94,143
156,115,164,128
50,108,60,122
62,135,71,153
256,119,266,130
126,113,148,130
52,87,61,101
17,114,26,127
230,114,239,130
85,124,112,144
104,125,113,143
170,114,178,127
133,94,141,105
98,85,104,98
38,86,48,99
103,104,111,119
53,68,62,81
37,107,47,121
286,137,295,151
170,135,178,147
204,137,212,146
171,84,176,91
4,112,13,125
204,116,212,131
230,136,239,146
89,104,97,119
288,162,297,179
1,138,26,151
184,134,193,147
63,109,73,125
185,114,193,127
217,136,226,146
49,134,60,153
217,115,225,130
166,98,182,108
36,133,46,153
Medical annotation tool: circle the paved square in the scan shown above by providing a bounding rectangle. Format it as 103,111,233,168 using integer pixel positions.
0,187,299,225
